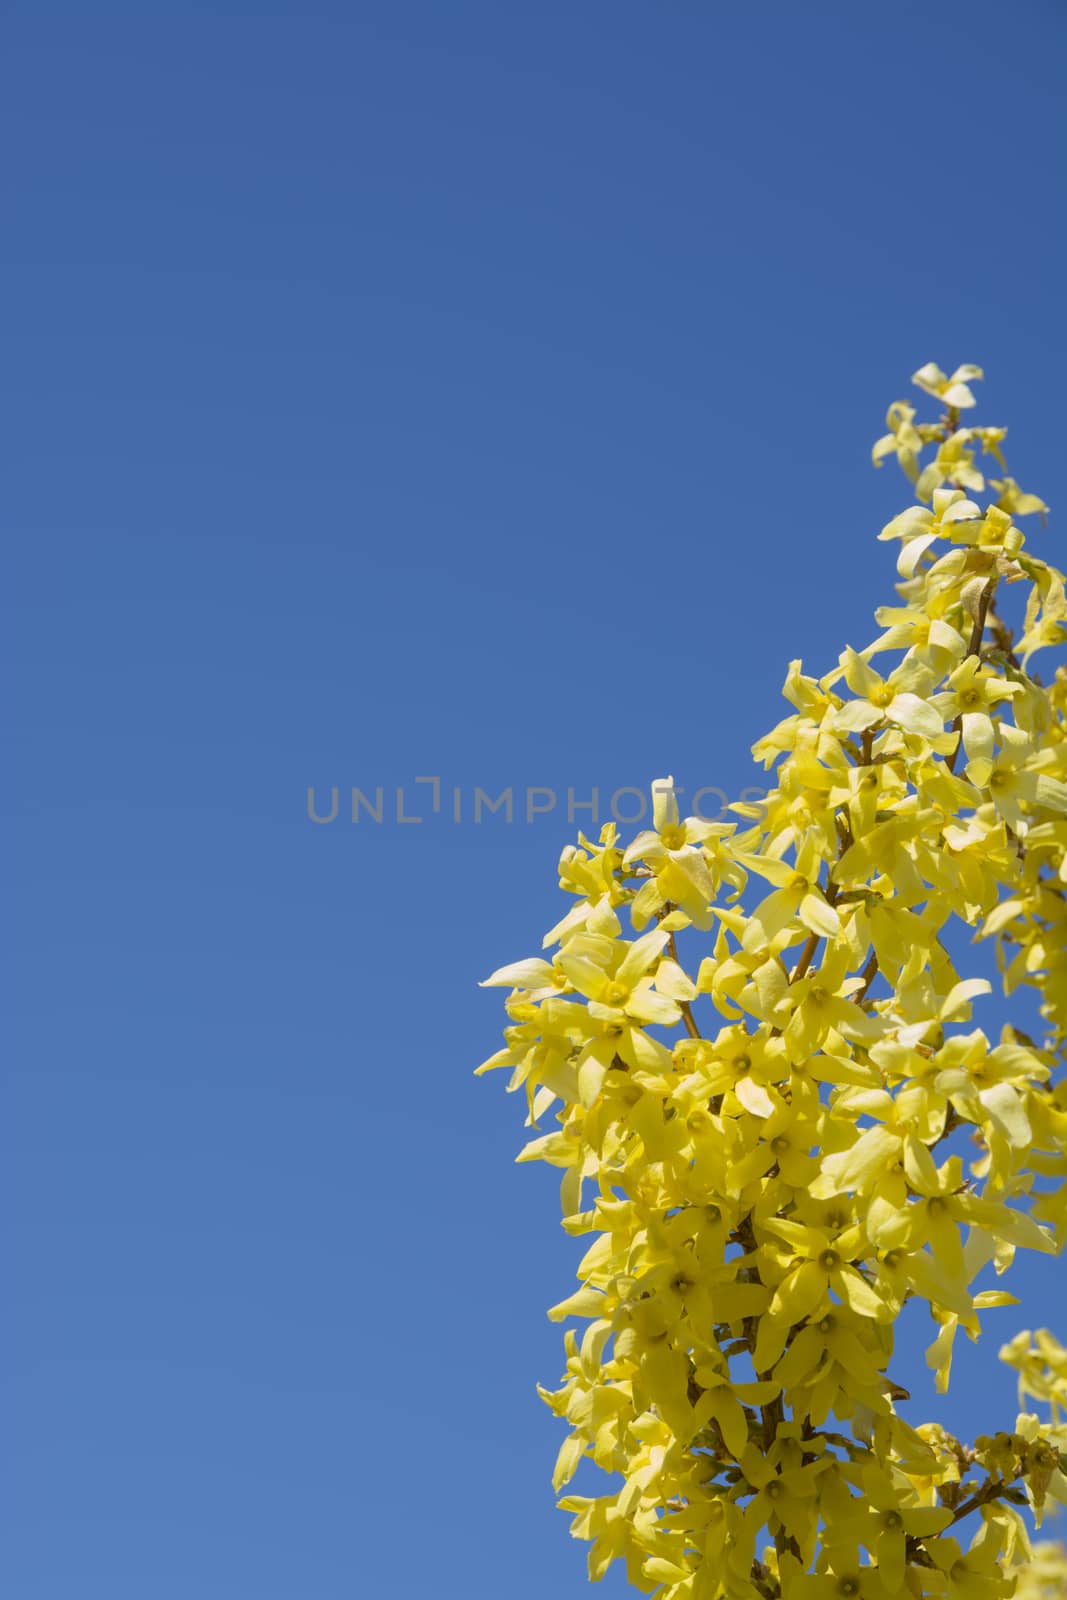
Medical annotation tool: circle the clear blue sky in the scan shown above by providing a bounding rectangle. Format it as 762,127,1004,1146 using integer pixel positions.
5,4,1065,1596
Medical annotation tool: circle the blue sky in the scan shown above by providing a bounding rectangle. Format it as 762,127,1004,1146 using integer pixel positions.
5,4,1065,1596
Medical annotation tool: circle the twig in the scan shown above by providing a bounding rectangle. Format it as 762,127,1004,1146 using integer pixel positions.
854,948,879,1004
790,931,820,984
948,575,998,774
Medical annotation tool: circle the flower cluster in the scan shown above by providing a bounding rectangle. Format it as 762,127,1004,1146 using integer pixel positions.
479,365,1067,1598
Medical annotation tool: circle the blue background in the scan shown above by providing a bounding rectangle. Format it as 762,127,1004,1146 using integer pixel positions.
5,3,1065,1595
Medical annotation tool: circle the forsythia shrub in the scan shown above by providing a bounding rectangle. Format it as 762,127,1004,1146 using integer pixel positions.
478,364,1067,1598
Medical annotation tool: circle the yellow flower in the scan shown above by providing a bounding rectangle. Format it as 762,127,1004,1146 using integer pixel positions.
819,1466,953,1592
992,476,1049,518
786,1563,893,1599
925,1525,1016,1598
1012,1543,1067,1599
622,775,746,931
912,360,984,409
932,655,1024,772
871,399,924,479
557,928,680,1027
779,946,882,1060
739,835,841,949
830,647,944,742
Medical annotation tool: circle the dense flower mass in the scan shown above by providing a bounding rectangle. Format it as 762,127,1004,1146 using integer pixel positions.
479,366,1067,1598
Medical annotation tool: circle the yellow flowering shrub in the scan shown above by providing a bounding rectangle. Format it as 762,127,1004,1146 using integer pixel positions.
479,365,1067,1598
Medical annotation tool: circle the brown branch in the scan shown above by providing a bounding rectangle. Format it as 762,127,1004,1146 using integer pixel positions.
749,1561,779,1600
835,811,855,854
967,575,998,655
948,1471,1023,1528
790,931,820,984
679,1003,702,1040
662,915,704,1040
948,575,998,774
854,948,879,1004
904,1470,1024,1569
987,596,1022,672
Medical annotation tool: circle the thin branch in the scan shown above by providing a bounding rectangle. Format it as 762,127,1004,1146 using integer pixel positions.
790,931,820,984
948,574,998,774
663,915,704,1040
854,948,879,1004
